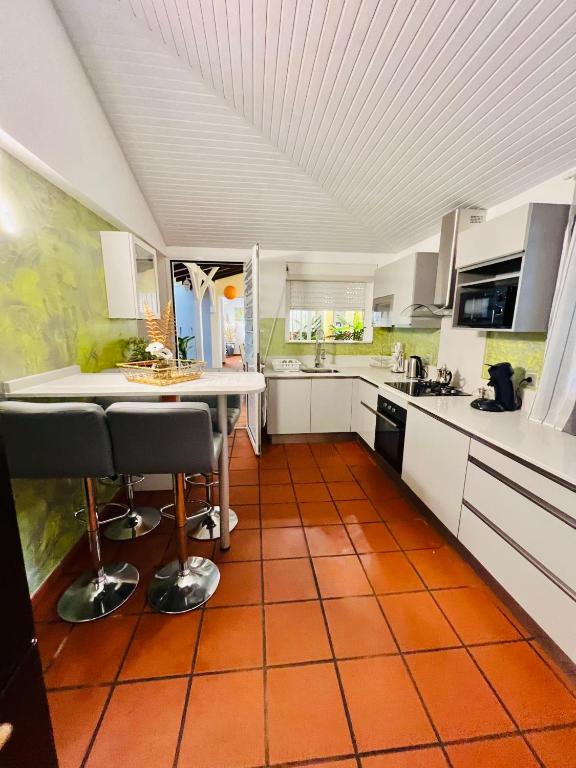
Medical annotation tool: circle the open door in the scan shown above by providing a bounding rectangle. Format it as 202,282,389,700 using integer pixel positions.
244,243,261,454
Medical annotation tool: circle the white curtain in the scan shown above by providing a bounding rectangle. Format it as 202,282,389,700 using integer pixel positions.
530,189,576,433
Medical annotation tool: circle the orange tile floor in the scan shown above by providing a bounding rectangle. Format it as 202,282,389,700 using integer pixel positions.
35,432,576,768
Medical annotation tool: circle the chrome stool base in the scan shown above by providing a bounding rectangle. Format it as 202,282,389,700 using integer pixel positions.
187,507,239,540
148,556,220,614
57,563,139,623
104,506,162,541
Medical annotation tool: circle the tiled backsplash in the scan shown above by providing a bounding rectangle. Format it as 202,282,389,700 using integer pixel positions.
261,318,441,364
483,332,547,378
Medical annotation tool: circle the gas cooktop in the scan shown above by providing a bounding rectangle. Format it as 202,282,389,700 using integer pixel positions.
388,380,468,397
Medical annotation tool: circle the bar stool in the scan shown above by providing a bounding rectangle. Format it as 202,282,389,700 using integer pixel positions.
0,402,139,622
106,402,221,613
94,395,162,541
182,394,242,541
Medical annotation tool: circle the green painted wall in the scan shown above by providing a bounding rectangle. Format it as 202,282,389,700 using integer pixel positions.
261,318,441,364
483,332,547,378
0,149,137,592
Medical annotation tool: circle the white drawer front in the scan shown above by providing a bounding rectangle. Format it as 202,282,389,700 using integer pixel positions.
464,461,576,591
459,505,576,662
469,439,576,523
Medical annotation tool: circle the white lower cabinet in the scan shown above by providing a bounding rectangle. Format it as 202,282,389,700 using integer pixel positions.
266,378,311,434
356,380,378,449
401,406,470,535
310,378,353,433
459,505,576,661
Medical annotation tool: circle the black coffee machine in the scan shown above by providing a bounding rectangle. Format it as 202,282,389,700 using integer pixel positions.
471,362,521,412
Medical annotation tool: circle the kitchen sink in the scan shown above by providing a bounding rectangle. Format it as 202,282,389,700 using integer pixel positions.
300,367,340,373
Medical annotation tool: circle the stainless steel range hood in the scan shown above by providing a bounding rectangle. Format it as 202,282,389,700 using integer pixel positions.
434,207,486,309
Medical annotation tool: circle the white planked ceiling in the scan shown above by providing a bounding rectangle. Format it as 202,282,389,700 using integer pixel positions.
54,0,576,251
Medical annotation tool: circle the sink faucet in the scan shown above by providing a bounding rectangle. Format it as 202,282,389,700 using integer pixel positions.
314,330,326,368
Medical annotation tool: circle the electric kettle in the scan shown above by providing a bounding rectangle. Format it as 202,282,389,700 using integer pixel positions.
407,355,426,379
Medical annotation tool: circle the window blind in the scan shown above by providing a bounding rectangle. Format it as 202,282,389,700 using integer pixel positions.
289,280,366,311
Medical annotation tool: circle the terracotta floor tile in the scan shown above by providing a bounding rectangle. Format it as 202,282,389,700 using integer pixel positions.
529,638,576,695
336,499,380,523
320,464,355,482
86,678,187,768
259,468,291,485
208,561,262,607
350,464,390,483
234,504,261,529
264,558,318,602
119,612,200,680
324,596,397,657
362,482,405,505
471,642,576,729
229,485,259,505
267,663,353,763
387,519,445,550
261,501,302,527
195,605,263,672
44,615,138,688
433,587,522,645
339,656,436,752
527,726,576,768
299,500,341,525
407,648,514,741
447,736,539,768
265,601,332,664
290,465,323,483
379,592,460,652
114,532,171,571
328,481,366,500
361,748,449,767
49,686,109,768
305,525,355,556
215,529,261,562
285,445,315,468
36,622,71,672
375,495,422,522
261,444,286,458
407,547,482,589
295,482,332,502
361,552,425,593
311,443,341,464
347,522,400,553
262,527,308,559
179,670,265,768
230,456,258,470
309,761,356,768
260,484,296,503
313,555,372,598
336,441,374,466
229,469,259,486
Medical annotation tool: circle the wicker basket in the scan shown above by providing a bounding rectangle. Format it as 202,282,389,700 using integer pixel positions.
117,359,206,386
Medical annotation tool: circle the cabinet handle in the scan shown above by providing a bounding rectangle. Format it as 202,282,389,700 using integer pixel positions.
362,402,401,430
0,723,13,751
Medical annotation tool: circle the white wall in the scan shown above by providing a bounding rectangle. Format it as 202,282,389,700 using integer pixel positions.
0,0,164,250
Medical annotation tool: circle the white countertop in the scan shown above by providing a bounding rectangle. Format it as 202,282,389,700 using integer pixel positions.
4,366,266,397
264,365,576,486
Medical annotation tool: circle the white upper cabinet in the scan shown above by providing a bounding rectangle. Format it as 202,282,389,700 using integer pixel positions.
457,205,531,269
100,232,160,319
373,252,440,328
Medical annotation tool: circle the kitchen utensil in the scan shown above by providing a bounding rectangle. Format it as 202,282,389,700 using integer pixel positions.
436,364,453,385
391,343,405,373
406,355,427,379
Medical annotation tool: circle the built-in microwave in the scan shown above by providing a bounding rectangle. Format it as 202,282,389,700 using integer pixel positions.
457,280,518,329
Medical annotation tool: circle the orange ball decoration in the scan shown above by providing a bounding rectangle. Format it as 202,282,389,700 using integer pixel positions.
223,285,238,300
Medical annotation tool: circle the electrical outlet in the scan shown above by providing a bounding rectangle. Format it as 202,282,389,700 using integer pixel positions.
525,371,538,389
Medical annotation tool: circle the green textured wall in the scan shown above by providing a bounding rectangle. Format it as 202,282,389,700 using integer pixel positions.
261,318,440,364
0,149,137,592
483,332,547,378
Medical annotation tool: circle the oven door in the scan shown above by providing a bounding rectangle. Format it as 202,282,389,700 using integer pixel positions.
374,407,406,473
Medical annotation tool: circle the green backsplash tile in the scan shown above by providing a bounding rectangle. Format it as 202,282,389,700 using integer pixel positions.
260,318,440,364
0,149,137,592
483,332,547,378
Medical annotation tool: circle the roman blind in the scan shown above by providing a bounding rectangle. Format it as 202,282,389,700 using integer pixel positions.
288,280,366,311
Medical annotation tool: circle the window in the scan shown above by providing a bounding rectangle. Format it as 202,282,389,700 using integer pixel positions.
286,280,373,343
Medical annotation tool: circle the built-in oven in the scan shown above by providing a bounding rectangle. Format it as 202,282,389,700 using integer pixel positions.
457,280,518,329
374,395,407,473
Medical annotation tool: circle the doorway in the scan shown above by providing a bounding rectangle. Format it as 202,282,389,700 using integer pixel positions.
171,261,245,369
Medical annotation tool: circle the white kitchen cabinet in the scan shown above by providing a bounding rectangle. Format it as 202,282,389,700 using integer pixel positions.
456,205,530,269
311,378,353,433
100,231,160,319
353,379,378,448
266,378,311,434
402,406,470,535
373,252,440,328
